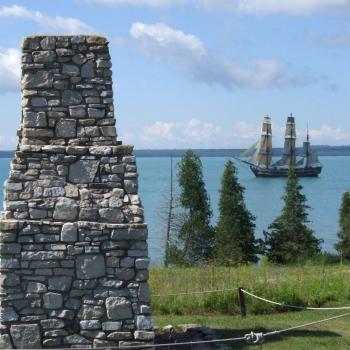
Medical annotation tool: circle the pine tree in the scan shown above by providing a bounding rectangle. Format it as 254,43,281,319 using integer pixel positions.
335,191,350,260
168,149,214,266
215,160,258,266
264,169,321,264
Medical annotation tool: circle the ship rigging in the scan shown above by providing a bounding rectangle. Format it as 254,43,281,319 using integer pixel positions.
236,115,322,177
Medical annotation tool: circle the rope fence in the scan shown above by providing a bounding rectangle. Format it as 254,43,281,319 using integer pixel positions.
11,287,350,349
151,286,350,347
13,311,350,349
241,288,350,311
152,288,237,297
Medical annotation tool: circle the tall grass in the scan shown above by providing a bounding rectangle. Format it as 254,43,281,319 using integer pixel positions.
149,265,350,315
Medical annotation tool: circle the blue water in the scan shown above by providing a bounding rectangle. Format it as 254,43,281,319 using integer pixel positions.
1,157,349,265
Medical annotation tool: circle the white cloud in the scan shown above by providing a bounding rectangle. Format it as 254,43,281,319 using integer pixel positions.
309,125,350,144
142,121,176,142
0,48,21,93
130,22,318,90
130,22,205,58
138,118,229,147
122,119,350,148
82,0,186,5
0,5,95,34
81,0,350,15
198,0,350,15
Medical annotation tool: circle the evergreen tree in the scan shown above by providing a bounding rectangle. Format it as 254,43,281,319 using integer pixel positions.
168,150,214,266
264,169,321,264
335,191,350,260
215,160,258,266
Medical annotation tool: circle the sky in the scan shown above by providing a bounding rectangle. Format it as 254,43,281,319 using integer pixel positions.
0,0,349,149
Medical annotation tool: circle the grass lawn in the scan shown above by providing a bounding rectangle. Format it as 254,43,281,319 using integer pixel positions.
153,311,350,349
150,266,350,315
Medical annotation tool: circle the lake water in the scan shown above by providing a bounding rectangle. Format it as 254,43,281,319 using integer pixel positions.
1,156,349,265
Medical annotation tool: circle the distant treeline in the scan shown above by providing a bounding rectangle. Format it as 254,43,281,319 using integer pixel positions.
1,145,350,158
136,145,350,157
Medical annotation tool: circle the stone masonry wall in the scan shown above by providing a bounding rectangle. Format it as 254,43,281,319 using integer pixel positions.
0,35,154,348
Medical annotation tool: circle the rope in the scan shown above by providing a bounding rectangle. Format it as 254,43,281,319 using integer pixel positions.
264,311,350,340
14,335,248,350
12,312,350,349
153,288,236,297
241,289,350,310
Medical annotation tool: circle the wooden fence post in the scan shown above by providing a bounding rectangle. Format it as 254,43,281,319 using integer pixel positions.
238,287,246,318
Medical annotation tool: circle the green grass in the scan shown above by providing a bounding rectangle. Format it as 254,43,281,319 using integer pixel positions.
150,265,350,315
154,312,350,349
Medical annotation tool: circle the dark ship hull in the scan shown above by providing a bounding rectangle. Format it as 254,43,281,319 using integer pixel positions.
250,165,322,177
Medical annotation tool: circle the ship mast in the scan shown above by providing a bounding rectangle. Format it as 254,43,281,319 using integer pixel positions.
282,114,296,167
303,123,311,167
257,115,272,168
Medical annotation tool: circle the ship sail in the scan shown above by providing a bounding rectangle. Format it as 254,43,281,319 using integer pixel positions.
256,116,273,167
236,115,322,177
239,140,259,158
301,129,320,167
282,114,296,167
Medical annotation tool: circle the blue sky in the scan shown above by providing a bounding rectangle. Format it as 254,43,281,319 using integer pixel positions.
0,0,349,149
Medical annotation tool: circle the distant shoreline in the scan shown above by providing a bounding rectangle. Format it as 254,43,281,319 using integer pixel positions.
1,145,350,158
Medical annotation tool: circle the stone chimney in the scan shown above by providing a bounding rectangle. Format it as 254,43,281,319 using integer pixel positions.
0,35,153,348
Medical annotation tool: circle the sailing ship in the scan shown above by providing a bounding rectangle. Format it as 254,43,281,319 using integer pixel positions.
237,115,322,177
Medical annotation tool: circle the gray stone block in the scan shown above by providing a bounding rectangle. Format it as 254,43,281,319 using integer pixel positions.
134,331,155,341
22,71,53,88
76,254,105,279
31,97,47,107
40,318,65,329
61,223,78,242
62,90,82,106
29,208,47,219
88,108,105,118
135,258,150,269
48,276,72,292
69,160,100,184
102,322,122,331
105,297,133,320
27,282,47,293
0,258,20,269
22,251,65,260
69,106,86,118
115,268,135,281
40,37,56,50
136,316,153,330
10,324,41,349
80,320,101,330
63,334,90,345
124,179,138,194
53,198,78,221
99,208,124,223
138,283,151,303
56,119,77,138
78,305,104,320
0,307,18,322
107,332,132,340
81,60,95,78
43,292,63,309
0,243,21,254
23,111,47,128
33,50,56,63
62,64,80,76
